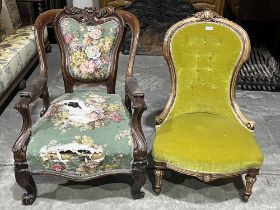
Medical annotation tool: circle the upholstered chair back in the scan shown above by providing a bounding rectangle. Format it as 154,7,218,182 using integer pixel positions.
53,7,126,93
157,10,251,128
55,8,123,84
58,17,121,81
35,7,139,94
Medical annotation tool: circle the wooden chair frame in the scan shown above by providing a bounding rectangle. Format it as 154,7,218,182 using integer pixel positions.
13,6,147,205
153,10,259,201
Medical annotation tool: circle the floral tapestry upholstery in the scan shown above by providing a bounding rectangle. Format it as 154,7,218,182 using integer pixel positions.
0,26,47,96
59,18,120,81
27,91,134,177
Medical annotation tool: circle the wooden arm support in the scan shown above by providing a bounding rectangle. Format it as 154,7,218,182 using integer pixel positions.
13,77,49,163
20,77,47,103
125,76,144,98
125,77,147,164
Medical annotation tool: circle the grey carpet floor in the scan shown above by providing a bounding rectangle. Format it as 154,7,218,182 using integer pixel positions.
0,45,280,209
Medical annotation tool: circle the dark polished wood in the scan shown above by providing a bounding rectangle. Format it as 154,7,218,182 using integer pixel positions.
13,6,147,204
15,162,37,205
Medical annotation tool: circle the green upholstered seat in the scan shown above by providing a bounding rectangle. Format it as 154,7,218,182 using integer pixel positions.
27,91,133,177
153,113,263,174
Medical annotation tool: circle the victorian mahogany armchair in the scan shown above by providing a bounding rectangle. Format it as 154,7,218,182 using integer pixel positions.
13,6,147,205
152,10,264,201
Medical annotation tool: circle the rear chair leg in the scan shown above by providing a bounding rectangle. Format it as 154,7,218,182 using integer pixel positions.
153,169,164,195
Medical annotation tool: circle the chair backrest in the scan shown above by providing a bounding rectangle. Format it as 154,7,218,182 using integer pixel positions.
34,6,139,93
156,10,252,129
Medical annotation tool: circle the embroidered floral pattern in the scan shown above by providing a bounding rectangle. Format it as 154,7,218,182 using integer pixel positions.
45,93,123,133
115,129,134,148
39,135,106,175
27,92,134,177
60,18,119,81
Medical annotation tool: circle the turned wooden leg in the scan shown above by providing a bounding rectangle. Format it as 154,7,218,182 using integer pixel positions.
130,169,146,199
153,169,164,195
243,170,258,201
15,167,37,205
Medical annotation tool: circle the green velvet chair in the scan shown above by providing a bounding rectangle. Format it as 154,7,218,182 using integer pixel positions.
13,7,147,205
152,10,264,201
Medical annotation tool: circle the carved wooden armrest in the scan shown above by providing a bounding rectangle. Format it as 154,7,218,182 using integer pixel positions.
13,77,49,163
125,76,147,164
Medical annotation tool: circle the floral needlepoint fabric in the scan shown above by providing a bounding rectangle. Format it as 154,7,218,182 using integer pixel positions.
60,18,120,81
27,92,134,177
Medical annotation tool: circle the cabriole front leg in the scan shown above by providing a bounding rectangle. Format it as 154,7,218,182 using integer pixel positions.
13,96,36,204
131,165,146,199
15,163,37,205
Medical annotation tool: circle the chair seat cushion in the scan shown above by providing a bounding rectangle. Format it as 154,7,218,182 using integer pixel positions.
27,92,134,177
153,113,264,174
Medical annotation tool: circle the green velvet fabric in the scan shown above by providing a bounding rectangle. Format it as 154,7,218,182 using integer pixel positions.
153,22,264,173
27,92,133,177
168,22,242,121
153,113,263,173
59,18,120,81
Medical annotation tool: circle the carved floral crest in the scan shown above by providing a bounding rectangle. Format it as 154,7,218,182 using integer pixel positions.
64,6,115,23
194,10,221,21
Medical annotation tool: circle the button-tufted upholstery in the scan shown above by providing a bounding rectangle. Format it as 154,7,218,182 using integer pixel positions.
167,22,242,121
153,21,263,174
